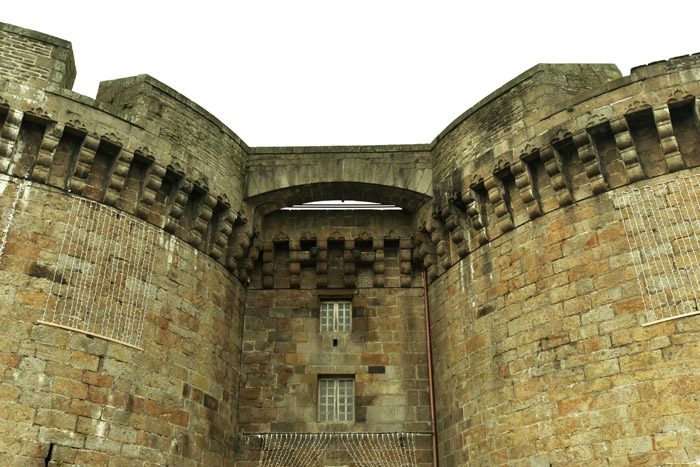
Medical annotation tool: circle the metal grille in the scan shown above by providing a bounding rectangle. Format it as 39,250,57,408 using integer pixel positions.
337,379,354,422
0,179,24,270
318,377,354,422
613,174,700,325
40,196,161,349
256,432,419,467
318,379,335,422
320,301,352,332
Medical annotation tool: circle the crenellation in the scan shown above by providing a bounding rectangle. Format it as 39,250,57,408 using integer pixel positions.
0,108,23,173
0,23,75,90
625,107,668,178
668,98,700,168
512,156,543,220
572,129,607,195
30,122,62,185
4,22,700,466
462,176,490,249
540,145,573,207
652,104,685,172
610,115,645,183
102,145,132,207
163,175,192,236
67,133,99,195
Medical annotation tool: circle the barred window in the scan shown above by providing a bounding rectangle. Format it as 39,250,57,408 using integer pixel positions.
320,301,352,332
318,377,354,422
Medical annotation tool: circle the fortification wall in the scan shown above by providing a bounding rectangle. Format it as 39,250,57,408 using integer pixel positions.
0,175,245,466
430,63,622,192
0,23,76,90
0,64,258,284
233,210,434,464
0,24,255,466
3,20,700,467
421,55,700,465
245,145,433,213
429,173,700,465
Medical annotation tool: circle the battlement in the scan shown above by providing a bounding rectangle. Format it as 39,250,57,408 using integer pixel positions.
95,73,249,154
0,22,76,90
3,21,700,291
435,63,622,146
4,23,700,467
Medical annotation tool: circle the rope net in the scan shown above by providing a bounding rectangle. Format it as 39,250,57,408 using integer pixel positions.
0,179,25,270
257,432,418,467
613,174,700,325
40,195,161,348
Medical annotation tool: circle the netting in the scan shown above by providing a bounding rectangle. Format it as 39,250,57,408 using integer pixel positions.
256,432,418,467
613,174,700,325
340,432,418,466
0,179,25,270
40,195,161,349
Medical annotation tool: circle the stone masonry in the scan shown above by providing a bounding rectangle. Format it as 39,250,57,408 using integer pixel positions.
1,21,700,466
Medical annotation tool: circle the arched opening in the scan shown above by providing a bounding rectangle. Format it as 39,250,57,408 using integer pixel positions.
282,200,402,210
245,182,432,215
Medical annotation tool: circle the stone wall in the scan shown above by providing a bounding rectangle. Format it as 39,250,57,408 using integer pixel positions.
95,75,249,210
3,20,700,467
239,288,430,432
428,169,700,465
431,63,622,191
0,175,245,466
0,23,76,90
237,209,433,463
0,75,257,283
420,54,700,466
246,145,433,213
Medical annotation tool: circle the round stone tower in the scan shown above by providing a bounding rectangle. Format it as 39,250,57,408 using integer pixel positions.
1,21,700,467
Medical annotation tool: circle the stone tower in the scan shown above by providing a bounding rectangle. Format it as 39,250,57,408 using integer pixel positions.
1,22,700,466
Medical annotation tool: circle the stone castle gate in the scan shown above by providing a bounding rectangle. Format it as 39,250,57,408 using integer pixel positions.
2,21,700,466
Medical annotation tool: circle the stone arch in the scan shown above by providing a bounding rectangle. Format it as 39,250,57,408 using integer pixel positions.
245,181,432,215
244,145,433,215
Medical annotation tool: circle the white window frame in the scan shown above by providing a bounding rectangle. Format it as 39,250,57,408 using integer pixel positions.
318,377,354,422
319,300,352,332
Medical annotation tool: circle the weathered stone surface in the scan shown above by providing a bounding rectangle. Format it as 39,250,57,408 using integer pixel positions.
3,21,700,467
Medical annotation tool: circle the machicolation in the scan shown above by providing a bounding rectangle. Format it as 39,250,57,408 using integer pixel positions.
1,22,700,466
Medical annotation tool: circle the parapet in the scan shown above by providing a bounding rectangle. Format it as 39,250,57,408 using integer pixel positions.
435,63,622,147
95,73,248,153
0,22,76,90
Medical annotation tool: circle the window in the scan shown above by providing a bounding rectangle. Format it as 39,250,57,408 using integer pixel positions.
320,301,352,332
318,377,354,422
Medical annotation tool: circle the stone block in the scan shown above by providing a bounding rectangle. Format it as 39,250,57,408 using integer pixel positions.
82,371,115,388
38,426,85,448
35,408,77,430
52,378,88,400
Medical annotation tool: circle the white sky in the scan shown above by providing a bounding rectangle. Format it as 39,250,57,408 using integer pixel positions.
3,1,699,147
